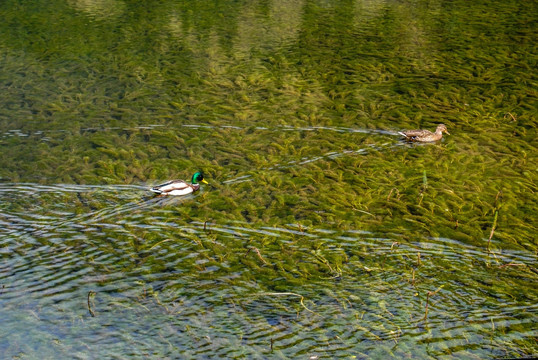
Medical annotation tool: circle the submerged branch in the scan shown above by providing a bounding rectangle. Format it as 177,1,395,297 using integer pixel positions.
88,291,96,317
424,285,444,321
257,292,317,314
488,190,502,253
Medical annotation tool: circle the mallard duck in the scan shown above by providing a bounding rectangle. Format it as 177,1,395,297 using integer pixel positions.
150,172,208,196
399,124,450,142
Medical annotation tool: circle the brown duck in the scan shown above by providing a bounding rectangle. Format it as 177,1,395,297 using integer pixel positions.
399,124,450,142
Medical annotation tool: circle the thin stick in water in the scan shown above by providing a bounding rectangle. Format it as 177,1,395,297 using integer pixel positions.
488,210,498,253
88,291,96,317
423,285,444,321
258,292,317,314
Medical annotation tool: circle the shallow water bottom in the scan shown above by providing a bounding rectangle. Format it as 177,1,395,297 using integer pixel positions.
0,183,536,359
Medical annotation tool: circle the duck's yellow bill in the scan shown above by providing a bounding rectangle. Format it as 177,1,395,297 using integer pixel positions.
201,179,209,184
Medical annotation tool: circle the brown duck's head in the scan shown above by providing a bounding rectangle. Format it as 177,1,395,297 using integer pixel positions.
437,124,450,135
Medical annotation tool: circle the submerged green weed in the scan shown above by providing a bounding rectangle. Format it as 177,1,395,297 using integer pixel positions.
0,0,537,358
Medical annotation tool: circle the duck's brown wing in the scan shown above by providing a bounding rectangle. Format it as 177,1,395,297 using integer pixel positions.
399,129,434,141
401,129,432,137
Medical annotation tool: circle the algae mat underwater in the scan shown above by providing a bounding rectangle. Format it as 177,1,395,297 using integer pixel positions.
0,0,536,358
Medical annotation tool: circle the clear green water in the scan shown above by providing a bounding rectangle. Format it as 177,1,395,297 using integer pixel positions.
0,0,536,358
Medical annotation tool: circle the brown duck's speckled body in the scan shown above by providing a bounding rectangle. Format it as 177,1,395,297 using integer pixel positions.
399,124,450,142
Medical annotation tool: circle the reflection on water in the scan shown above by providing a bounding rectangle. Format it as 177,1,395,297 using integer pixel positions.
68,0,126,19
0,0,537,357
234,0,304,57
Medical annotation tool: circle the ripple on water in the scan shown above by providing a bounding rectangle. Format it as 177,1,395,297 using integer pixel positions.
0,183,536,358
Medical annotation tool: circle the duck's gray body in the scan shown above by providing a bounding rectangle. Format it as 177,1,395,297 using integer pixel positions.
150,180,199,196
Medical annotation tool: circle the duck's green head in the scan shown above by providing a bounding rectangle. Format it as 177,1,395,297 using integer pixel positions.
192,172,208,185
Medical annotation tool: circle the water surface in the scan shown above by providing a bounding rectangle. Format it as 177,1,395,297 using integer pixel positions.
0,0,536,358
